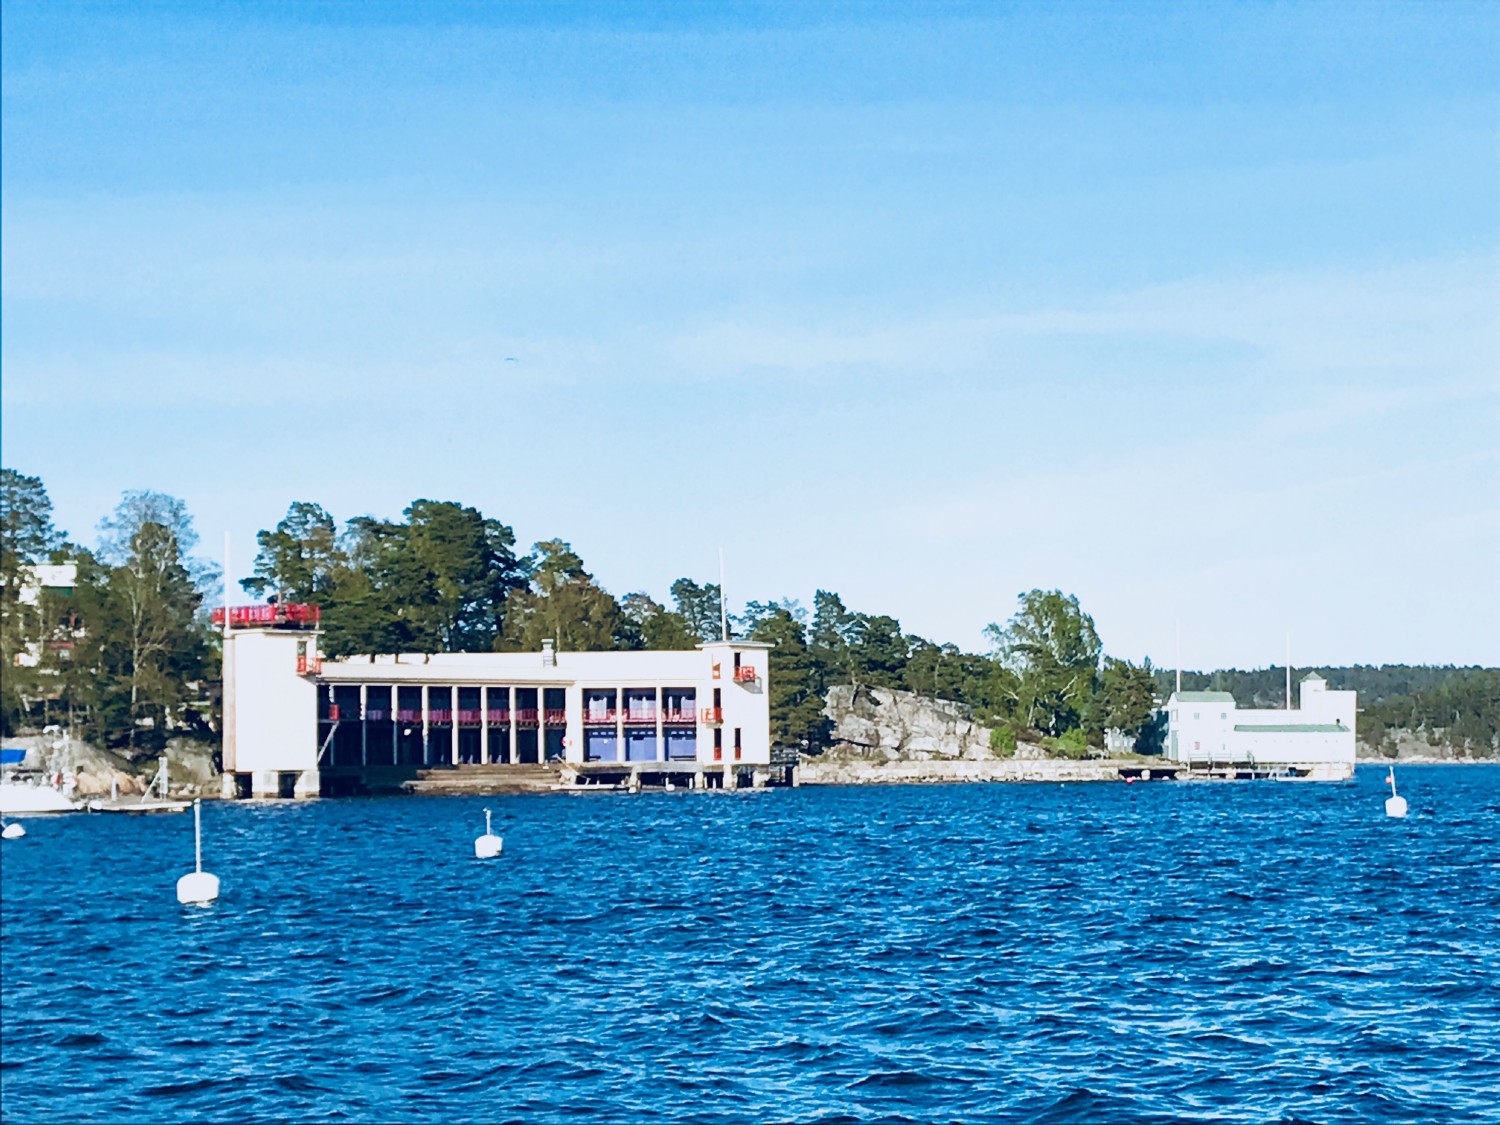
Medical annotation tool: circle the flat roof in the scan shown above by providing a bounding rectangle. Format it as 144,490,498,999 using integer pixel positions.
1234,723,1347,733
317,646,754,686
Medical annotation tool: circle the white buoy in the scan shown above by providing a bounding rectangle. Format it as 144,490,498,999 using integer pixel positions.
176,799,221,904
1384,767,1408,819
2,820,25,840
664,780,676,793
474,808,503,859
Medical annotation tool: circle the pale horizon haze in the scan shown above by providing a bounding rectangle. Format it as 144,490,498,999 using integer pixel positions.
3,1,1497,669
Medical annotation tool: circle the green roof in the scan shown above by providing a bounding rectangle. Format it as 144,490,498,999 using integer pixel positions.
1300,671,1325,682
1175,691,1235,703
1234,723,1346,733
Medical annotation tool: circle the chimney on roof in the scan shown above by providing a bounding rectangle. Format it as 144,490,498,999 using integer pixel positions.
541,638,556,667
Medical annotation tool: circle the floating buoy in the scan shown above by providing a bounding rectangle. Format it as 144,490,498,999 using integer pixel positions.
664,780,676,793
474,808,503,859
1,821,25,840
1384,767,1408,819
176,799,221,904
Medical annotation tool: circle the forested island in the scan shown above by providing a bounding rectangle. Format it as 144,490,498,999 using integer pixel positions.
3,469,1496,766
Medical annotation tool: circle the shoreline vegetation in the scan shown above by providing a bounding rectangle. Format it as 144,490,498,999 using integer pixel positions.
4,471,1498,788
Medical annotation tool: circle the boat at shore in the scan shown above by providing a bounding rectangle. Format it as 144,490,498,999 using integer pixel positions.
1,748,80,814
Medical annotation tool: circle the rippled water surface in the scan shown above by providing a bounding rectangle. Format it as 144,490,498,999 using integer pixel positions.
3,766,1499,1124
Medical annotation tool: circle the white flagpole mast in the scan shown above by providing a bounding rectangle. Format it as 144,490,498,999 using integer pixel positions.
1286,633,1292,711
1175,620,1181,695
223,533,232,639
718,546,728,642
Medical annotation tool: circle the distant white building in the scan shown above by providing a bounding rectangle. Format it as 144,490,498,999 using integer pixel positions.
1164,672,1355,779
218,604,776,799
10,563,79,671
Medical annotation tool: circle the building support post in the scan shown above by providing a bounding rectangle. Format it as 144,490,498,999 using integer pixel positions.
656,686,665,762
481,686,490,764
508,686,518,765
538,691,547,765
360,684,368,767
450,687,459,766
615,688,624,767
422,685,431,767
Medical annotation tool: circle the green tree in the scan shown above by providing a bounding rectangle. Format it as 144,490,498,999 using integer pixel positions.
670,578,724,642
902,639,999,705
84,492,213,751
847,613,909,689
986,589,1102,735
620,592,698,650
745,602,828,751
1091,656,1159,739
498,540,622,652
242,501,343,603
1,469,64,731
397,500,526,650
809,589,853,688
249,500,528,656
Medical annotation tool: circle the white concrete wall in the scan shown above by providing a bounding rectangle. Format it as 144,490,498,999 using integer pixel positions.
1228,724,1353,764
1166,699,1235,762
1300,678,1357,728
227,630,320,776
704,641,772,766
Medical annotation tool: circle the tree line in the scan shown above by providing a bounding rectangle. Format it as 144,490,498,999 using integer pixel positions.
5,468,1493,757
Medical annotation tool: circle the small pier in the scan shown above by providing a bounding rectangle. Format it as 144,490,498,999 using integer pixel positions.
319,756,799,797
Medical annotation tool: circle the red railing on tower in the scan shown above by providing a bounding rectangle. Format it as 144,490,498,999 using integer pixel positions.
212,603,322,629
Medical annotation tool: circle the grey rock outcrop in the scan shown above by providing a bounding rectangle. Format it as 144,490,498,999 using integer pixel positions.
824,685,1040,760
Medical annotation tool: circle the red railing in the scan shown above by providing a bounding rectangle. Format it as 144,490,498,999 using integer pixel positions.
663,708,697,724
428,709,453,724
583,710,618,726
397,709,422,724
296,655,323,675
544,708,567,725
212,603,321,628
457,709,484,725
700,707,723,725
514,708,539,726
486,709,511,725
321,704,340,722
365,709,388,722
624,710,657,726
733,665,757,683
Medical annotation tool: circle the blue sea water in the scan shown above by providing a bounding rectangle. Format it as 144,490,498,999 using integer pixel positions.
2,765,1498,1125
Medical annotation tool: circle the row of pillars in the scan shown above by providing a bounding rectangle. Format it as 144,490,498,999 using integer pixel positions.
347,684,551,767
338,685,712,767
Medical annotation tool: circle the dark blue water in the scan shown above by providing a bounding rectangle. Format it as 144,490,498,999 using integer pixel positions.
3,766,1498,1125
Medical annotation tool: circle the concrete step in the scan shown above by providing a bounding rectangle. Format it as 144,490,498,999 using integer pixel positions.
404,763,562,795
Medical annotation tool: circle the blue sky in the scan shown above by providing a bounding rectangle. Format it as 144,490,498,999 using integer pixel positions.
3,1,1497,668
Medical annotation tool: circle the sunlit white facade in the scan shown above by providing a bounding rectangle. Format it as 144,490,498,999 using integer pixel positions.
1164,673,1356,780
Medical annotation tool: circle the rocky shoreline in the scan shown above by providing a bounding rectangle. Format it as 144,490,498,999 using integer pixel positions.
799,756,1137,785
1,733,219,799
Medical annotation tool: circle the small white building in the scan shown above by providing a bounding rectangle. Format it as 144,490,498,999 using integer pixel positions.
218,604,775,798
10,563,79,670
1164,672,1356,780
